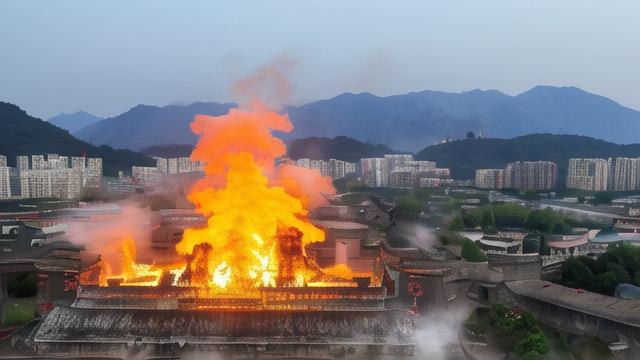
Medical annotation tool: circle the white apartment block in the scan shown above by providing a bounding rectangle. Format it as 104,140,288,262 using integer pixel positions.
504,161,557,191
156,157,168,173
0,166,11,198
132,166,160,187
609,157,640,191
566,158,608,192
167,158,179,174
361,158,389,187
362,154,449,188
295,158,357,180
85,158,102,188
8,154,102,199
475,169,505,190
17,156,29,171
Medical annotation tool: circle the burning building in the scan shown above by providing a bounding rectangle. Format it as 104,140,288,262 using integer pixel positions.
32,92,416,357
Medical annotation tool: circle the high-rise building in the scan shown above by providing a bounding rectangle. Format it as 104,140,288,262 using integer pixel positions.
0,166,12,198
294,158,357,180
609,157,640,191
58,156,69,169
20,170,52,198
504,161,557,191
384,154,413,172
475,169,505,190
17,156,29,171
132,166,160,187
566,158,608,191
71,156,86,170
32,155,45,170
362,154,449,188
168,158,178,174
0,155,6,167
178,157,193,173
156,157,168,173
361,158,389,187
85,158,102,188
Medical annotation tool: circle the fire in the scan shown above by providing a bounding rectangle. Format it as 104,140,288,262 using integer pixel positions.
97,68,368,292
102,235,163,287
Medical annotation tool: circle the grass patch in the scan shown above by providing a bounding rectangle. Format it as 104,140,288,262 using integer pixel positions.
2,296,36,326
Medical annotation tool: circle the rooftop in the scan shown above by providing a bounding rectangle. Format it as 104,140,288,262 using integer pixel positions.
314,220,369,230
506,280,640,327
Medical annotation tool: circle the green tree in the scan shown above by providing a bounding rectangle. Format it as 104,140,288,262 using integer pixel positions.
461,239,487,262
394,195,423,220
481,208,495,230
489,203,530,229
462,209,482,228
522,236,540,254
449,215,465,231
561,257,594,289
515,332,549,359
525,208,565,234
607,263,631,284
593,271,618,295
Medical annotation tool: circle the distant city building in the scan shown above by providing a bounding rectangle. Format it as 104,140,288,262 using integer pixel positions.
294,158,357,180
71,156,86,170
609,157,640,191
129,156,202,189
167,158,179,174
17,156,29,172
0,166,12,198
361,158,389,187
566,158,608,192
85,158,103,188
362,154,450,188
32,155,46,170
0,155,6,167
1,154,103,200
504,161,557,191
132,166,160,187
475,169,505,190
156,157,168,174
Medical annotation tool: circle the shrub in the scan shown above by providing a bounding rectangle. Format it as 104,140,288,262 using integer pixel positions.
448,215,465,231
560,257,594,289
515,331,549,359
461,239,487,262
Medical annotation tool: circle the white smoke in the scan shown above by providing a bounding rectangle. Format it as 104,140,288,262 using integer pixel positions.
63,202,154,271
393,221,439,249
415,304,472,359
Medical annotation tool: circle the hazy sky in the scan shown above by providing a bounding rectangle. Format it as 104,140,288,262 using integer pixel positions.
1,0,639,119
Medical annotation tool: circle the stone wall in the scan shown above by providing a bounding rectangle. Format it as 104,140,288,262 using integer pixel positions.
34,306,416,357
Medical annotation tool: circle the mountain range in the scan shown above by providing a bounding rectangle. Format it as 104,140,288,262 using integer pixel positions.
0,102,154,176
287,136,396,163
74,102,235,151
48,111,102,133
72,86,640,152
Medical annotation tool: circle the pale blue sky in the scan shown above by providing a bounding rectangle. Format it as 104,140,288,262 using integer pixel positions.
1,0,638,119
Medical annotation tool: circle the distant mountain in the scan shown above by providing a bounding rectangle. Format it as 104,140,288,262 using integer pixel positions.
48,111,102,133
284,86,640,151
74,102,235,151
71,86,640,152
141,144,193,158
288,136,397,163
0,102,155,176
415,134,640,180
